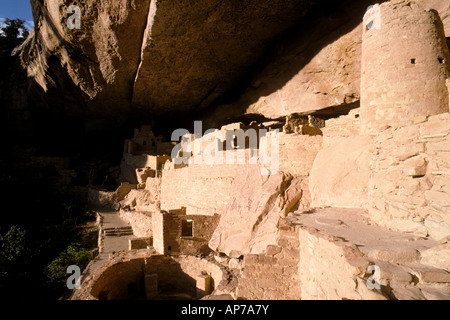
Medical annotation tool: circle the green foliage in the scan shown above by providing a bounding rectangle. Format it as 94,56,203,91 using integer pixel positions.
0,161,97,299
0,226,31,277
45,243,93,289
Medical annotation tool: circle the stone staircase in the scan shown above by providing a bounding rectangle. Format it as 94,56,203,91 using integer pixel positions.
104,226,134,237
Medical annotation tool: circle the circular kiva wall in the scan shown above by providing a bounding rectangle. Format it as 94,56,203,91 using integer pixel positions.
90,255,225,300
360,2,450,135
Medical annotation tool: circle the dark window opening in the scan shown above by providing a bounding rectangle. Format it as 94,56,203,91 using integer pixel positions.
168,246,172,251
366,20,374,31
438,57,444,64
127,283,137,299
143,140,147,146
182,219,193,237
410,58,416,65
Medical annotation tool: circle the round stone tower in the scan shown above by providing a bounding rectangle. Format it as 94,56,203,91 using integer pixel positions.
360,1,450,135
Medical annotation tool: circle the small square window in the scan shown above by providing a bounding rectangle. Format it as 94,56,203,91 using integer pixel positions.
182,219,193,237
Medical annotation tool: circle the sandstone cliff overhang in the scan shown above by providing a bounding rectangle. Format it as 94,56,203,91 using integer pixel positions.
18,0,338,120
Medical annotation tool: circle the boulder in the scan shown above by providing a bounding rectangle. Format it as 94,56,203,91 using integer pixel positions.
309,135,372,208
209,167,306,255
420,242,450,272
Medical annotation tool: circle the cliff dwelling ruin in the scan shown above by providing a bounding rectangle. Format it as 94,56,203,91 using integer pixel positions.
2,0,450,302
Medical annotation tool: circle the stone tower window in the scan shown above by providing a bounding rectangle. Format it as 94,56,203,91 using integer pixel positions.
411,58,416,65
364,4,381,32
182,219,193,237
438,57,444,64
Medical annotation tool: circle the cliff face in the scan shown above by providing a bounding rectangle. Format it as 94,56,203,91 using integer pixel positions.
18,0,326,122
18,0,151,120
14,1,450,127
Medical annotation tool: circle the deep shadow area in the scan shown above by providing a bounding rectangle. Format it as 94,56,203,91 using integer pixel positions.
198,0,387,129
91,256,220,300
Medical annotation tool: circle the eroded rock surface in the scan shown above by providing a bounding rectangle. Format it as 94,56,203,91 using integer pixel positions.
209,168,308,256
238,207,450,300
309,135,372,208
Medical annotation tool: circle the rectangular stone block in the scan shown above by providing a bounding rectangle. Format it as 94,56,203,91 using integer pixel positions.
259,277,279,289
244,254,259,264
427,139,450,152
259,256,277,265
283,266,297,276
128,237,152,250
145,273,158,299
420,118,450,139
277,257,299,266
266,245,282,256
283,247,300,258
236,287,254,299
196,274,212,297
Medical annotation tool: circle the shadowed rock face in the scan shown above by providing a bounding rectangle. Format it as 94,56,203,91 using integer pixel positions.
18,0,325,121
14,0,450,126
131,0,322,115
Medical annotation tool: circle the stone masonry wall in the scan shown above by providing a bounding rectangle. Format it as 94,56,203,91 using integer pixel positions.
236,224,301,300
368,113,450,241
321,108,361,148
278,134,322,176
297,226,365,299
144,255,225,299
179,214,220,256
160,164,243,216
160,132,321,216
152,210,220,256
152,211,165,255
176,255,226,296
119,210,153,238
361,1,450,134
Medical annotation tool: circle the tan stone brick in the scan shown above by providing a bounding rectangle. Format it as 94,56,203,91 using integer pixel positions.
271,265,284,274
266,245,282,256
277,238,290,247
277,256,299,266
244,254,259,264
259,277,279,289
283,266,297,276
242,265,256,274
264,289,282,300
427,139,450,152
394,143,425,161
236,287,254,299
259,256,277,265
283,247,300,258
425,190,450,207
416,268,450,283
420,118,450,139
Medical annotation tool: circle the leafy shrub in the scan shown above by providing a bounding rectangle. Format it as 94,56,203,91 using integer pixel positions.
0,226,31,277
45,243,93,289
